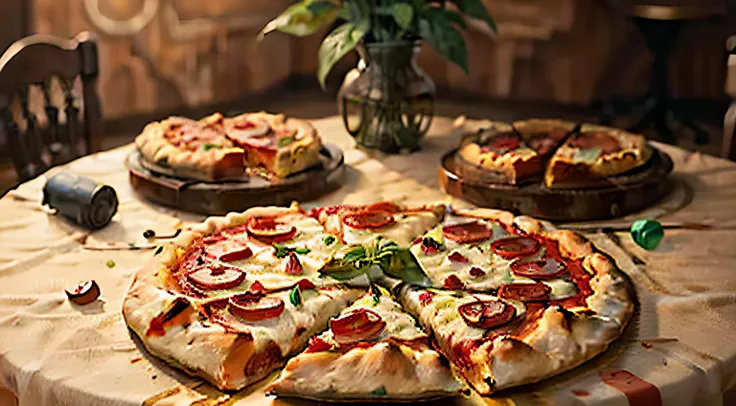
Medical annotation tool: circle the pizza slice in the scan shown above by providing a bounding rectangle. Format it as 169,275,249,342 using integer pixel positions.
135,113,246,180
310,201,445,248
165,203,347,298
545,124,652,189
409,208,579,301
456,124,542,185
266,286,463,401
124,267,362,391
224,112,323,178
397,282,631,395
512,119,578,159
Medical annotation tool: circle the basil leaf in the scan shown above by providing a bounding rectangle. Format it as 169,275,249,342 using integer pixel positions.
370,283,381,306
201,143,219,151
278,137,294,147
294,247,311,255
341,246,367,265
422,237,445,251
385,249,432,286
273,243,290,259
289,285,303,307
323,235,336,246
371,386,387,396
317,21,368,88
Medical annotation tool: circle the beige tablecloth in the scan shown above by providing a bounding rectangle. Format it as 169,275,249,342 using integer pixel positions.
1,116,735,406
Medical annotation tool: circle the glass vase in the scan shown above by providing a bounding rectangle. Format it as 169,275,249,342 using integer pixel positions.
338,41,435,153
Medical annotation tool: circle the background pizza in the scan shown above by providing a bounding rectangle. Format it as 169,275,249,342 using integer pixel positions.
122,201,634,401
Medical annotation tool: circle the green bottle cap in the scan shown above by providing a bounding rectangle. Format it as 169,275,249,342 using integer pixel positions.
630,219,664,250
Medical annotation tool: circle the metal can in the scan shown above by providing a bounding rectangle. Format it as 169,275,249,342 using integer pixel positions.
42,172,118,229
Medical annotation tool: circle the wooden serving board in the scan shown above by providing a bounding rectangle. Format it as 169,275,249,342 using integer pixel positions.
438,146,674,221
127,144,345,215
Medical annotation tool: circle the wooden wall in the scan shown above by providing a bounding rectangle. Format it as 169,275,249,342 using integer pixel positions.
2,0,731,121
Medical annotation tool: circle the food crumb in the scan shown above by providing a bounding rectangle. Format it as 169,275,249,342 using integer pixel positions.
662,358,668,366
106,259,116,268
152,375,157,380
130,356,143,364
641,341,653,349
571,389,590,397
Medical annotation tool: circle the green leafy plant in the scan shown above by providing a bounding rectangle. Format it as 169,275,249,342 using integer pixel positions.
261,0,496,87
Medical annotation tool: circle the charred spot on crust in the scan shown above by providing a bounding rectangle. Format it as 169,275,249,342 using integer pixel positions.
483,376,496,389
162,297,192,323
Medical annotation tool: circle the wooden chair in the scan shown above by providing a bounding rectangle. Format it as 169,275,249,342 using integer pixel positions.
723,36,736,161
0,32,102,183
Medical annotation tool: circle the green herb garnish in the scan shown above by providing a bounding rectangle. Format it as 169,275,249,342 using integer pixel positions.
277,137,294,147
201,143,219,151
289,285,303,307
105,259,116,268
274,243,310,258
340,238,399,273
371,386,387,396
422,237,445,251
370,283,381,306
323,235,336,246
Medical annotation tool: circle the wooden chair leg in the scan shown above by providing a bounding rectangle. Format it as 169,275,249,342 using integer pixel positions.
723,101,736,160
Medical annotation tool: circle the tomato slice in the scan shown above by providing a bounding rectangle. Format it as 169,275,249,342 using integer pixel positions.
284,252,303,275
186,266,245,290
481,133,521,153
364,202,402,213
295,278,316,290
229,294,285,322
218,247,253,262
342,210,395,230
442,221,492,244
305,336,334,353
448,252,469,263
490,237,540,259
246,217,297,242
468,267,485,277
330,309,386,344
498,283,551,302
443,274,464,290
458,300,516,329
510,257,566,280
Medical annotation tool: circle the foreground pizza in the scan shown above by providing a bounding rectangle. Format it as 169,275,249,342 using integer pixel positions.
122,202,634,399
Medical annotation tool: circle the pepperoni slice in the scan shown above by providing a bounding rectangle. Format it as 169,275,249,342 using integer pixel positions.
443,274,464,290
498,283,551,302
468,267,485,277
342,210,395,230
246,217,297,243
511,257,566,280
284,252,303,275
229,294,285,322
480,133,520,154
365,202,402,213
186,266,245,290
218,247,253,262
458,300,516,329
448,252,469,263
570,132,622,154
442,221,492,244
305,336,334,353
330,309,386,344
490,237,540,259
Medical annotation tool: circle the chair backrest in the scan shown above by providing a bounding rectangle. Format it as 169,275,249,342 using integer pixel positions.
0,32,102,183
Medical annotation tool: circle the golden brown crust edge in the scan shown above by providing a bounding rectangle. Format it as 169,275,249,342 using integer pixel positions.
445,207,635,393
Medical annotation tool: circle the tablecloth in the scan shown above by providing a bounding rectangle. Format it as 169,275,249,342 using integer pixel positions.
0,116,735,406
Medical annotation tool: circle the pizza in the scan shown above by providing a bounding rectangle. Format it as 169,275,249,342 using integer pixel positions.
401,207,633,394
122,201,635,400
134,111,322,181
266,286,463,401
454,119,651,189
545,124,652,188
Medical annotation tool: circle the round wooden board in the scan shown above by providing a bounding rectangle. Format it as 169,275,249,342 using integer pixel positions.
438,146,674,221
127,144,345,215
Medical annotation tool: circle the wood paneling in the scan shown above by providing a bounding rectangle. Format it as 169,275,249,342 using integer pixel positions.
20,0,732,122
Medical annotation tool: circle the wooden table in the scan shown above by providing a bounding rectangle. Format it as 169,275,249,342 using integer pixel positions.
1,116,736,406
